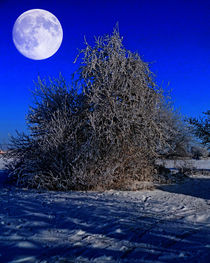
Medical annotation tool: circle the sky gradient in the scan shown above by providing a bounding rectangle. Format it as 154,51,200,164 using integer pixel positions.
0,0,209,144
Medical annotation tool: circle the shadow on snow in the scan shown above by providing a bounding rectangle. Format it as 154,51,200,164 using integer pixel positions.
0,169,209,262
158,177,210,200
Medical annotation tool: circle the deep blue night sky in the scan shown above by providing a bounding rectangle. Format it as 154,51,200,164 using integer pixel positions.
0,0,209,144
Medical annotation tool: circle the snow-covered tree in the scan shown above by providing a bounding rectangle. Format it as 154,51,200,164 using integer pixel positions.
187,110,210,150
5,26,184,190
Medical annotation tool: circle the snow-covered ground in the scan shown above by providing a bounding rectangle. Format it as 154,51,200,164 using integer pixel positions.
0,158,209,262
156,159,210,170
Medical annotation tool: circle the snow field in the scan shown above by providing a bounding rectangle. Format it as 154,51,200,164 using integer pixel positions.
0,158,209,262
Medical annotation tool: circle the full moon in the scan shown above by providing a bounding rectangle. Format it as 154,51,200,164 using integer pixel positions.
12,9,63,60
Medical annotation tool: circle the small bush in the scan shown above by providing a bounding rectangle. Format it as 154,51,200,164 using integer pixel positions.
190,145,209,159
187,110,210,150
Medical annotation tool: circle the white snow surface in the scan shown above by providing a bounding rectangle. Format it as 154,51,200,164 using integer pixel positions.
0,158,209,262
157,158,210,170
